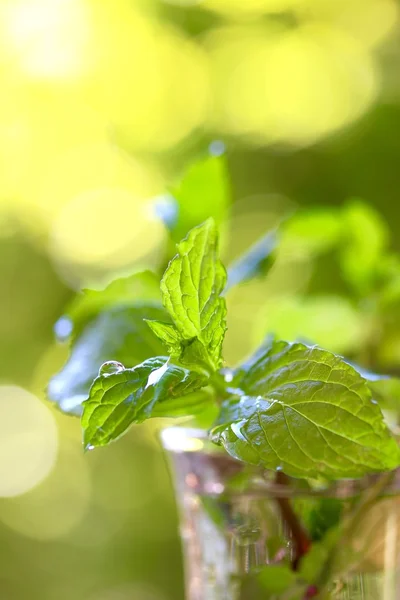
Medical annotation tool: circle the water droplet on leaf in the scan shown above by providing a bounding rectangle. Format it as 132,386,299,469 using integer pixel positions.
98,361,125,377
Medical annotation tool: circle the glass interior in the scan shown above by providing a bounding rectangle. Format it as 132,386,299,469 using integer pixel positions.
161,428,400,600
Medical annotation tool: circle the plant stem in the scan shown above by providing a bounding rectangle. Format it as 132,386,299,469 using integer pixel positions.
275,472,311,570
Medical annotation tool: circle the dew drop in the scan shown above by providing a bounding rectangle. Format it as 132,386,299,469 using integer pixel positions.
98,361,125,377
54,316,73,342
85,444,95,452
370,399,378,405
276,465,283,472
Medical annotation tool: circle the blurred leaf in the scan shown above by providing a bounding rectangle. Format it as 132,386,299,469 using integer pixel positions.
259,295,365,354
216,341,400,479
258,565,298,594
298,533,338,584
82,358,207,448
48,304,167,415
160,219,227,373
64,271,161,340
280,209,342,256
352,365,400,411
340,199,389,295
294,497,343,542
226,230,277,292
170,156,231,241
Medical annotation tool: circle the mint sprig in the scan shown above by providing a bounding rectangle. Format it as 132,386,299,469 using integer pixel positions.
49,218,400,480
82,357,208,449
155,217,227,375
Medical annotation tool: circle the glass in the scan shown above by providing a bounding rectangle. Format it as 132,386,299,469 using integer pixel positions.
161,427,400,600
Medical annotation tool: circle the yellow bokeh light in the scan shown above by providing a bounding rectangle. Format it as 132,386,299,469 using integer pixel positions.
0,81,108,216
50,186,167,282
202,0,302,16
30,142,163,226
299,0,399,49
0,386,58,497
0,0,91,80
206,24,378,146
0,435,92,539
82,2,209,151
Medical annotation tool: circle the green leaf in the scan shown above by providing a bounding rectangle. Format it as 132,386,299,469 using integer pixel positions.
280,209,342,256
226,230,277,292
214,341,400,479
144,320,181,355
258,295,365,355
298,532,339,584
354,366,400,411
170,156,230,241
258,565,298,594
340,199,389,295
160,219,227,372
63,271,161,340
294,497,343,542
82,358,208,448
48,305,168,415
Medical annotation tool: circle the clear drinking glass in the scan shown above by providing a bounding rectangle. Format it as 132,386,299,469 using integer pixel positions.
161,427,400,600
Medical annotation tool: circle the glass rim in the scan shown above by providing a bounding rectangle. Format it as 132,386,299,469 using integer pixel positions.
160,426,400,499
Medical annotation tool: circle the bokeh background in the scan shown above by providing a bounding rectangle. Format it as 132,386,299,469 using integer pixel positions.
2,0,400,598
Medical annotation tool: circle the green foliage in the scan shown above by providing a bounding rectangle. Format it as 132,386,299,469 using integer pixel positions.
169,155,230,241
159,218,227,373
66,271,161,338
257,565,298,594
82,358,208,448
49,161,400,484
340,199,389,295
294,497,343,542
48,304,167,415
258,295,365,355
281,208,342,256
226,230,277,291
212,340,400,479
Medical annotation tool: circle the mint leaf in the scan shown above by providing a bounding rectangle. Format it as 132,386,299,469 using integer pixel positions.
294,497,342,542
144,320,181,355
82,358,208,448
340,199,389,295
48,305,167,415
160,219,227,372
226,230,277,292
145,318,223,375
214,341,400,479
170,156,230,241
151,387,216,420
281,209,342,256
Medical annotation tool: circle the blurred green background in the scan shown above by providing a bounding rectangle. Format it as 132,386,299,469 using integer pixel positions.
2,0,400,598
